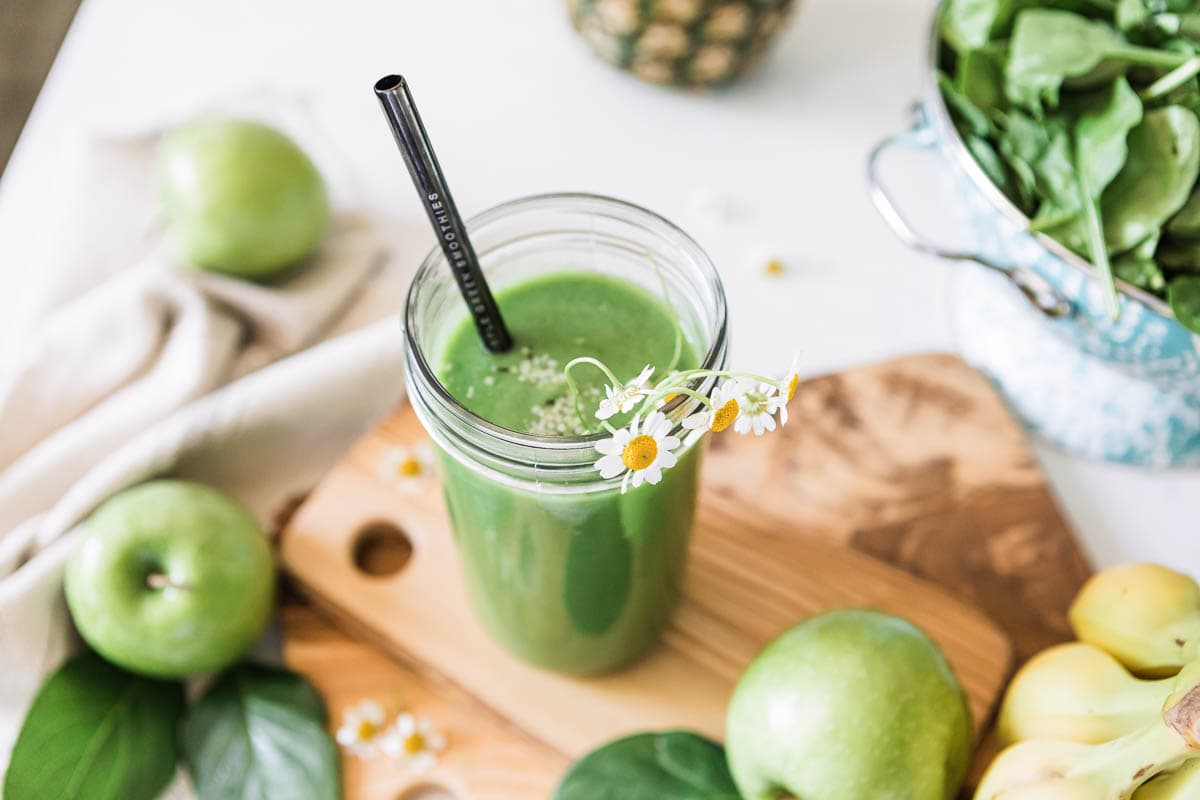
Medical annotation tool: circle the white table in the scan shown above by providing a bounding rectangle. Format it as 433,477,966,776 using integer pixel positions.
0,0,1195,568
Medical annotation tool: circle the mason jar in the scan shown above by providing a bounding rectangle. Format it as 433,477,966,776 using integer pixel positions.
403,193,729,675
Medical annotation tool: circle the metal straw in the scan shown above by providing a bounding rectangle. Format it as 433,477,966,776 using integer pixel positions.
374,74,513,353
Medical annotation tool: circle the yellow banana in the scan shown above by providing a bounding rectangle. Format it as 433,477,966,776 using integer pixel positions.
1070,564,1200,676
975,662,1200,800
1134,761,1200,800
998,642,1174,745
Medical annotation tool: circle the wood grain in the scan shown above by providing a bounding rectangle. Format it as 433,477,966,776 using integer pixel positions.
701,353,1092,660
282,603,566,800
278,354,1075,799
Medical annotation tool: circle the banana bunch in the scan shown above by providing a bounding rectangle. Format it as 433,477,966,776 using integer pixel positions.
975,564,1200,800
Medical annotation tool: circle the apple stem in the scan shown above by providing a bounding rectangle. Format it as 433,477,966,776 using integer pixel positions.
146,572,185,591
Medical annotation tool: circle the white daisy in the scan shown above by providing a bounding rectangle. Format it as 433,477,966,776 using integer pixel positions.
381,713,446,774
733,381,779,436
595,365,655,420
378,444,435,494
682,379,744,444
776,355,801,427
594,410,682,493
335,700,389,759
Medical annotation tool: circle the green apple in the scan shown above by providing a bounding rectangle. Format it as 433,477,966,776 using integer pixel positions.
725,609,972,800
65,480,276,679
159,117,330,279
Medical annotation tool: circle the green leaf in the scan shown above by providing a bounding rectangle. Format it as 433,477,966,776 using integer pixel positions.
3,651,184,800
180,662,340,800
1000,113,1080,210
942,0,1018,54
1102,106,1200,252
1075,77,1144,195
1168,184,1200,237
1115,234,1168,290
1117,0,1155,33
1168,274,1200,331
553,731,740,800
960,47,1010,118
967,135,1022,203
1007,10,1185,112
940,71,993,138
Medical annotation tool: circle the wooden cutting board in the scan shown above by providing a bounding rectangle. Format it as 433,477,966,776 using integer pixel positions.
279,353,1092,799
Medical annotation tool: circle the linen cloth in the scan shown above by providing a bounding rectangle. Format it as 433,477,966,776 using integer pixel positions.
0,99,410,793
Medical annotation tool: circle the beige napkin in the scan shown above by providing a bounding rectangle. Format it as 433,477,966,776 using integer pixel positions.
0,98,409,794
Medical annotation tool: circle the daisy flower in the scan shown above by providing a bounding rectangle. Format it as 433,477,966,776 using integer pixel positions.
382,713,446,775
682,379,744,444
776,355,801,427
733,381,779,436
378,444,435,494
595,365,655,420
594,410,681,493
335,700,389,759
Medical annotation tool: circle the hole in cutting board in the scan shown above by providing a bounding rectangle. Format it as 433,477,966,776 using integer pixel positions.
399,784,458,800
351,521,413,577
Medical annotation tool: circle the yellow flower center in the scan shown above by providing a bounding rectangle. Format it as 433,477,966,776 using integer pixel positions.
403,732,427,755
710,399,739,432
786,374,799,402
356,720,379,740
621,435,659,471
397,457,422,477
765,259,784,276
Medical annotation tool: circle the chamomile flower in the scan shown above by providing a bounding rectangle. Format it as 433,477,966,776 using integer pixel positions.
782,355,801,402
335,700,389,759
595,365,655,420
682,380,743,444
378,444,435,494
594,411,681,493
776,355,801,427
382,713,446,774
733,381,779,436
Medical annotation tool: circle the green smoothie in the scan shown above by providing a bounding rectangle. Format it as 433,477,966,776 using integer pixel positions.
434,271,702,674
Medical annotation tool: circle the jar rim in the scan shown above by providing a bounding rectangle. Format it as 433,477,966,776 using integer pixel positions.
403,191,730,454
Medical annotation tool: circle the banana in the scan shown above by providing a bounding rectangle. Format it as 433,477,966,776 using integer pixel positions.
997,642,1174,745
1069,564,1200,676
974,662,1200,800
1134,761,1200,800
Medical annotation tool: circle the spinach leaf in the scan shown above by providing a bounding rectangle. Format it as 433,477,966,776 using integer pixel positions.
180,662,340,800
960,47,1010,117
941,0,1112,53
1116,255,1169,288
1168,274,1200,330
1005,113,1085,220
1168,183,1200,236
1117,0,1155,33
1007,10,1187,112
3,652,184,800
942,0,1020,54
1076,77,1144,194
968,135,1022,202
941,71,994,137
1101,106,1200,252
1115,234,1168,290
1069,76,1146,313
553,731,740,800
1120,0,1200,43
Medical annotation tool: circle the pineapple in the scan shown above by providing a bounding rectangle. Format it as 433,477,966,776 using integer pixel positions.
566,0,795,88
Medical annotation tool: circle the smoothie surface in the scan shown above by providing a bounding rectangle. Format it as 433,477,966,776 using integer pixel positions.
437,272,696,435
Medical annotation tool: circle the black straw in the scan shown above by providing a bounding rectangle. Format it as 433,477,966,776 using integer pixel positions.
374,74,513,353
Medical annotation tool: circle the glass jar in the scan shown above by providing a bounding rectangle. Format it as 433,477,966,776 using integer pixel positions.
404,193,729,675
